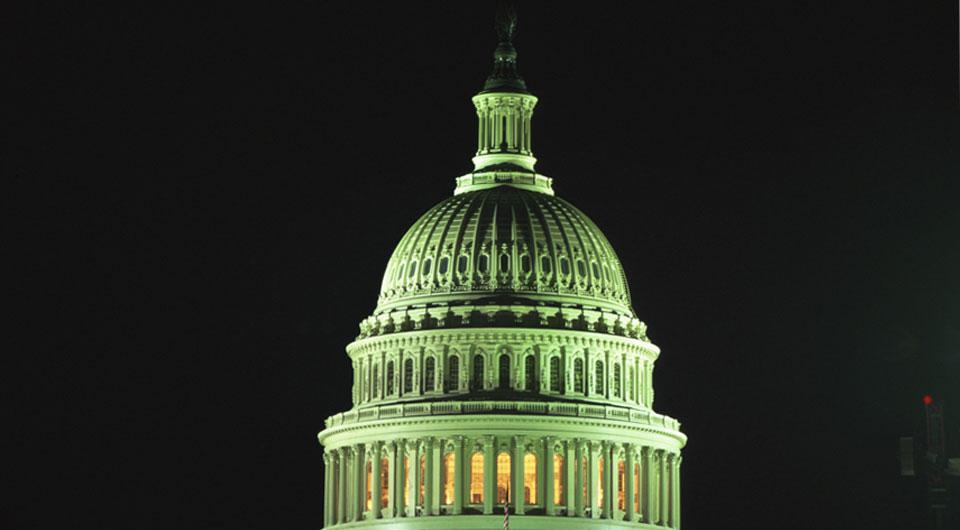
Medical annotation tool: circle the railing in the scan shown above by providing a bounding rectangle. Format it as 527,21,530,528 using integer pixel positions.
323,400,682,432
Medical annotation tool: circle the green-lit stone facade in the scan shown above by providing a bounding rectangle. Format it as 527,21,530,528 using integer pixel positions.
318,10,685,528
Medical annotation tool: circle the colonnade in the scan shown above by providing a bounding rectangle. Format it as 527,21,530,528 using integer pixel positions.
322,435,680,528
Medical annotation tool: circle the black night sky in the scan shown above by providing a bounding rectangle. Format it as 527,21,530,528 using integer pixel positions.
9,2,960,529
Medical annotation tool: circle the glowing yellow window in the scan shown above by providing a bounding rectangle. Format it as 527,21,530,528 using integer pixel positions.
443,452,455,505
470,452,484,504
365,461,373,511
598,457,604,509
380,458,390,508
497,452,511,504
403,456,410,506
418,455,426,506
553,453,564,505
617,459,625,511
633,462,640,513
523,453,537,504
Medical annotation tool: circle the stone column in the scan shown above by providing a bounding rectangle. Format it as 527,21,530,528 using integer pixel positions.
483,436,495,514
353,444,365,522
370,443,382,519
425,437,439,515
337,448,347,524
407,441,419,517
625,445,635,522
588,441,600,519
574,440,585,517
512,436,525,515
565,440,576,516
452,436,464,515
387,441,398,518
545,437,556,515
673,456,682,529
603,442,614,518
323,453,332,527
660,450,668,525
644,447,657,524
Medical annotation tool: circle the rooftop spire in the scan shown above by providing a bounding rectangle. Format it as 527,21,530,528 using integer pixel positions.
483,0,527,93
456,0,548,194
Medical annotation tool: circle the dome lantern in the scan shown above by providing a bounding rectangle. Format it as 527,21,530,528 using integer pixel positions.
461,1,545,191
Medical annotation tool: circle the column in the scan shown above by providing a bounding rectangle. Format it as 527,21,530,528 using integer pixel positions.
545,437,555,515
323,453,332,527
644,447,657,524
625,445,635,522
512,436,525,515
425,437,438,515
452,436,464,515
483,436,495,514
660,450,668,525
337,448,347,524
353,444,365,521
565,440,576,516
673,456,682,529
603,442,614,518
407,441,419,517
574,440,585,517
588,441,600,519
371,443,382,519
386,441,398,518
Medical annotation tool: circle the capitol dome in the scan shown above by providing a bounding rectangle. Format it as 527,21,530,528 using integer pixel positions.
377,186,634,317
319,5,685,529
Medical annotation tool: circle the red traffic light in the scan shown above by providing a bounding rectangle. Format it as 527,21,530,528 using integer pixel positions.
922,395,933,406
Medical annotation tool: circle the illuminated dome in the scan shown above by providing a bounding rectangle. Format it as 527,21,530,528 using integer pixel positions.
319,5,685,529
376,186,634,317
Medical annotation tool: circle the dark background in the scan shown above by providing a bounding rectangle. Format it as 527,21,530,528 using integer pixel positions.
8,1,960,529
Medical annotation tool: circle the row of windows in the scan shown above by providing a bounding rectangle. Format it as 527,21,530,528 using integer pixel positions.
355,353,648,405
391,251,617,288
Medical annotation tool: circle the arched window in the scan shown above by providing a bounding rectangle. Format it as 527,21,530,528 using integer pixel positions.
442,452,455,505
472,354,484,391
540,255,552,275
549,357,561,392
617,459,626,511
497,452,511,504
424,357,435,392
372,364,379,399
613,363,622,398
470,452,484,504
595,360,605,395
403,359,413,394
418,455,426,506
386,361,394,395
524,355,537,391
499,354,511,390
381,458,390,508
553,453,564,505
574,358,584,393
365,460,373,511
446,356,459,392
524,453,537,504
